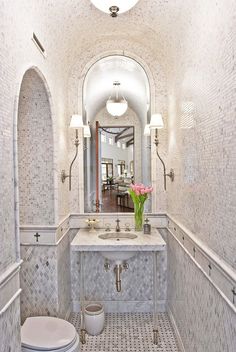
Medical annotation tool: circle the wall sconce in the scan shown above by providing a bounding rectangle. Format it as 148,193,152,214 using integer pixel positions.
144,124,151,136
61,115,86,191
83,123,91,138
145,114,174,191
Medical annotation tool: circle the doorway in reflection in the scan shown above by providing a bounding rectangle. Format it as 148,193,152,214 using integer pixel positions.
100,126,134,212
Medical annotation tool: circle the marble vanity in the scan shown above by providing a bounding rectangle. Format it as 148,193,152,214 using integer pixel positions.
71,227,166,345
71,228,166,252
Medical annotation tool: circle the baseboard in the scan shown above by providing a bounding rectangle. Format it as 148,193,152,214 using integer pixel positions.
167,306,185,352
72,300,166,313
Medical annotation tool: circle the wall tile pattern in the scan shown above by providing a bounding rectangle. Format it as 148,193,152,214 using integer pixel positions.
167,230,236,352
0,297,21,352
71,250,167,312
167,0,236,270
57,230,76,318
18,69,55,225
20,245,58,322
20,229,75,322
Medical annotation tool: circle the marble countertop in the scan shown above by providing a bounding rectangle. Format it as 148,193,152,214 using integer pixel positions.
71,228,166,252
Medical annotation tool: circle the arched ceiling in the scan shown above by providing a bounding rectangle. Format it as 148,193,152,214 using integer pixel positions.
16,0,190,76
84,56,150,119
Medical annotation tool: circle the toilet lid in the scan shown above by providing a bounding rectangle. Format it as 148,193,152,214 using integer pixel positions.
21,316,76,350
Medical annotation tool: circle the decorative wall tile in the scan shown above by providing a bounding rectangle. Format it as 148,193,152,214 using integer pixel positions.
71,250,167,312
18,69,55,225
0,297,21,352
167,0,236,270
167,231,236,352
20,245,58,322
20,229,76,322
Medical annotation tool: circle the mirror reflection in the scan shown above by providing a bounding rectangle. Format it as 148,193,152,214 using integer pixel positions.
100,126,134,212
83,55,151,213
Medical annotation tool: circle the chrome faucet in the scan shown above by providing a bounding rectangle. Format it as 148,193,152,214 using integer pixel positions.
115,219,121,232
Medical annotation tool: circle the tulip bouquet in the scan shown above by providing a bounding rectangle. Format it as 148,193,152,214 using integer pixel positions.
129,184,153,231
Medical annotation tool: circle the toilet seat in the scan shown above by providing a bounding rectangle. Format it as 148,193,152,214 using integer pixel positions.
21,316,79,352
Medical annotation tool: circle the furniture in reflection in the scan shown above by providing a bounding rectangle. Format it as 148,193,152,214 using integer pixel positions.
116,191,134,209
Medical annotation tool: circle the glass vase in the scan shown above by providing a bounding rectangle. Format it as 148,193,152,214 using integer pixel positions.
134,202,144,231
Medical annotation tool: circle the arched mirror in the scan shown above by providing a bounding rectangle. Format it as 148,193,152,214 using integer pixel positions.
83,55,151,213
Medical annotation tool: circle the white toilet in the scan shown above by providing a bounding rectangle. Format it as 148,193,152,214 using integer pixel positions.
21,316,79,352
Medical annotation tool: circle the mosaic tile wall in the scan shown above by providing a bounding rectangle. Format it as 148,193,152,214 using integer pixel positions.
167,0,236,270
57,230,77,318
20,231,73,322
167,230,236,352
18,69,55,225
0,296,21,352
71,250,167,312
20,245,58,322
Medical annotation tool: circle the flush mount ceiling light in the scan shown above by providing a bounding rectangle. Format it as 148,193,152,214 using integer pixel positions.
90,0,139,17
106,81,128,117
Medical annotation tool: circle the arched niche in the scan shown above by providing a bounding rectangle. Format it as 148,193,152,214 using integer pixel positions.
17,68,55,225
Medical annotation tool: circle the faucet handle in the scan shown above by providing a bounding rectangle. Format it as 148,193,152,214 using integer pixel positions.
115,218,121,232
125,223,131,231
105,223,111,231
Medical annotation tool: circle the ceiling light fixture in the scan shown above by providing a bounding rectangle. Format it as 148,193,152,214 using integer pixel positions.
90,0,139,17
106,81,128,117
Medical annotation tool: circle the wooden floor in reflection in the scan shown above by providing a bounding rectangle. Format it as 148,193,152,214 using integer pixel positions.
101,189,133,213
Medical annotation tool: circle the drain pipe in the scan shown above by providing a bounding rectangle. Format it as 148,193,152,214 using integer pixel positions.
114,264,122,292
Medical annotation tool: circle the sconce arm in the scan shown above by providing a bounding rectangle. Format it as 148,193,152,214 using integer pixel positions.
61,129,80,191
155,148,167,191
154,131,174,190
68,142,79,191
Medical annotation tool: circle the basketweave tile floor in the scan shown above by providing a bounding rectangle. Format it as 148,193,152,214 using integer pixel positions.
69,312,180,352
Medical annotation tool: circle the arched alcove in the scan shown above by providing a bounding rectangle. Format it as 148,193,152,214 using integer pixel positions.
17,68,55,225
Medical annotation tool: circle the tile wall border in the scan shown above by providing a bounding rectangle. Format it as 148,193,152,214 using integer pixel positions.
0,261,22,316
20,215,70,245
166,214,236,314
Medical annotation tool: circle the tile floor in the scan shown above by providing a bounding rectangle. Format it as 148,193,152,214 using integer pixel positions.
69,312,180,352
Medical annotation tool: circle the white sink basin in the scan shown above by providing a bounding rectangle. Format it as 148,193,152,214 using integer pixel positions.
100,250,137,263
98,232,137,240
98,232,137,263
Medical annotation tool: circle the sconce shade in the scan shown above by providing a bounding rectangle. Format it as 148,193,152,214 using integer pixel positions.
144,124,151,136
70,115,84,128
149,114,164,129
84,125,91,138
90,0,139,14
